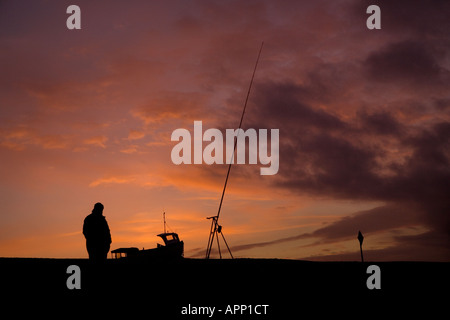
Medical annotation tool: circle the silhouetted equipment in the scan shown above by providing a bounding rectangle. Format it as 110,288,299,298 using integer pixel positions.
205,215,233,259
358,230,364,262
205,41,264,259
112,212,184,260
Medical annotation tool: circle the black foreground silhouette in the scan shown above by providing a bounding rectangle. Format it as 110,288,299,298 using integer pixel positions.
83,202,112,261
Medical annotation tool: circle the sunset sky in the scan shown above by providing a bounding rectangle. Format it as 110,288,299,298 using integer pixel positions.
1,0,449,261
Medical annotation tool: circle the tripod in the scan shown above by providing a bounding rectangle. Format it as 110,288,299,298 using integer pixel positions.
205,216,233,259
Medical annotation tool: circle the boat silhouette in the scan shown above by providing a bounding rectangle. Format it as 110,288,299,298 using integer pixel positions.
111,212,184,260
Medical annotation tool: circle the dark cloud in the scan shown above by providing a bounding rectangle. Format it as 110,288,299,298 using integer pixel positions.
279,133,379,199
405,122,450,171
270,95,450,232
433,98,450,111
246,55,449,193
358,110,401,136
365,40,444,85
250,81,346,132
310,204,422,241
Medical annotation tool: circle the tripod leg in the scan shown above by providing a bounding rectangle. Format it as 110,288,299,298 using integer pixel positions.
220,231,234,259
205,219,215,258
215,229,222,259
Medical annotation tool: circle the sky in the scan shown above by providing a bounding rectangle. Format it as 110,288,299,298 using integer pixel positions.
0,0,449,261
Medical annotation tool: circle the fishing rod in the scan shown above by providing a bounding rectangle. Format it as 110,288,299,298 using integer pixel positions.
205,41,264,259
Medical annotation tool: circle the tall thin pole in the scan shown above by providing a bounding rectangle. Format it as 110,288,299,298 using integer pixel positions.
205,42,264,259
163,211,166,234
217,41,263,222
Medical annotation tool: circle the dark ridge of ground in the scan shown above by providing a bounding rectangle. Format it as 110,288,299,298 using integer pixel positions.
1,257,448,317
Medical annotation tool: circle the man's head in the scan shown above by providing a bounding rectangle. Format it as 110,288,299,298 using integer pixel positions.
92,202,104,215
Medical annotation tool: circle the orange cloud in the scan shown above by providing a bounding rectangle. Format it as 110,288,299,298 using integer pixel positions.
83,135,108,148
132,91,210,125
127,130,145,140
89,176,137,187
0,127,73,150
120,145,139,154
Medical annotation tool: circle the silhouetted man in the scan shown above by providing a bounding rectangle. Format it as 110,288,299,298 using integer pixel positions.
83,202,112,261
